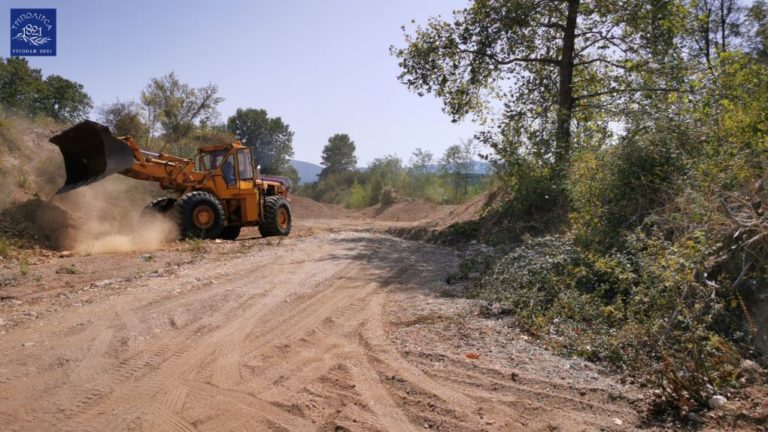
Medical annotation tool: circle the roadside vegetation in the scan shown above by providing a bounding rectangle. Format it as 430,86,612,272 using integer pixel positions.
395,0,768,419
300,138,491,208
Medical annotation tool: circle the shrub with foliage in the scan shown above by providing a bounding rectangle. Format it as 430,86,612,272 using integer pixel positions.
472,231,752,413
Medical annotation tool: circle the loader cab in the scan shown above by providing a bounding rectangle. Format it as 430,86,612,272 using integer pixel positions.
196,145,257,188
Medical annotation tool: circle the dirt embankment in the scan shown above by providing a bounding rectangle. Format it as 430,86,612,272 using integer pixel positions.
0,116,65,208
292,191,491,227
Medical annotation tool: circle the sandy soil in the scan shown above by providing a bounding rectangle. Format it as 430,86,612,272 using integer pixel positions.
0,217,647,431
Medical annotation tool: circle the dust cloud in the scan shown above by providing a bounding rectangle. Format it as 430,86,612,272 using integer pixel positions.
50,177,178,255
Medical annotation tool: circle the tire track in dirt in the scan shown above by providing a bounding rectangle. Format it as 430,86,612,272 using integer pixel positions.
0,231,644,431
57,238,369,431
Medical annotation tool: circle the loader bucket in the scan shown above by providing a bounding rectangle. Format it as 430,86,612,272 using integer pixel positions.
49,120,136,194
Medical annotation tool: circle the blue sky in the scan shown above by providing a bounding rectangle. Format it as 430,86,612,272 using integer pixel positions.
3,0,477,165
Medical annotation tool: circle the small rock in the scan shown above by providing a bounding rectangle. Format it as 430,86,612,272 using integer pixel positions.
214,239,223,244
59,251,72,258
22,342,35,347
21,311,38,319
688,412,706,424
738,359,763,384
0,318,6,326
740,359,759,372
93,279,116,288
708,395,727,410
612,418,623,426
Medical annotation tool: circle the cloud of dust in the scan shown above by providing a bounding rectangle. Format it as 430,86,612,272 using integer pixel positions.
50,176,178,255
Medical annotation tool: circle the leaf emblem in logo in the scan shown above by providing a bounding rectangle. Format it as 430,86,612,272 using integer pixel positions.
12,24,51,46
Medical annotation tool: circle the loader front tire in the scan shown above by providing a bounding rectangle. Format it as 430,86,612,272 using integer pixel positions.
174,191,225,239
259,196,292,237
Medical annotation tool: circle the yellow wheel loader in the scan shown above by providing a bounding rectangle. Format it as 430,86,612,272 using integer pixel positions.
49,120,293,240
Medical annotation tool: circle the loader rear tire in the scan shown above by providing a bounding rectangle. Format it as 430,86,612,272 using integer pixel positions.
173,191,225,239
259,196,292,237
219,225,241,240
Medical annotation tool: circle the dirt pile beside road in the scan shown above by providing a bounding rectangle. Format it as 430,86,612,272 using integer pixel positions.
356,198,444,222
0,177,176,255
290,196,351,219
0,116,65,211
0,198,73,250
291,191,492,225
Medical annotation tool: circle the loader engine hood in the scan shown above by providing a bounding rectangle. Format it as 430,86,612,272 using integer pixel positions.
49,120,136,194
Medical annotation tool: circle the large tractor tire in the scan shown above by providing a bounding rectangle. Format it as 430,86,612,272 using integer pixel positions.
259,196,292,237
173,191,225,239
219,225,242,241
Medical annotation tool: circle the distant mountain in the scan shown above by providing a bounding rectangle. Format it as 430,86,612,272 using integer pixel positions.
290,160,323,184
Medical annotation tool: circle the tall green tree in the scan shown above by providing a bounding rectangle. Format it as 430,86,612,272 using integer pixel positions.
366,155,404,205
748,0,768,61
687,0,744,73
440,140,475,201
409,147,434,175
0,58,91,122
408,147,434,197
0,58,42,116
226,108,294,173
99,100,147,142
141,72,223,147
39,75,92,122
392,0,685,179
320,133,358,178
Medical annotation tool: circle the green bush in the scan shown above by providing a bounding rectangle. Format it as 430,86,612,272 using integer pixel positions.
472,231,749,412
0,237,11,258
345,180,370,209
569,125,686,252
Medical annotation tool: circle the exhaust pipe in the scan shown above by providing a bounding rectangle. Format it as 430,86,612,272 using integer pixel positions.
49,120,136,194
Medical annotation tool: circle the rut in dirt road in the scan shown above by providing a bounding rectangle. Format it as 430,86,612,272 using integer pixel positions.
0,232,640,431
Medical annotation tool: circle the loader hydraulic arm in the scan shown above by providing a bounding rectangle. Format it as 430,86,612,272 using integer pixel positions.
119,137,205,192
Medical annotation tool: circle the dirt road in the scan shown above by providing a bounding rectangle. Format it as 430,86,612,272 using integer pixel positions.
0,220,643,431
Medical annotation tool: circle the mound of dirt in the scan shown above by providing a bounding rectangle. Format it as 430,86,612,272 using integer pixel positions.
290,192,493,226
0,198,73,250
428,191,492,228
356,191,492,225
290,196,351,219
0,116,66,210
356,199,442,222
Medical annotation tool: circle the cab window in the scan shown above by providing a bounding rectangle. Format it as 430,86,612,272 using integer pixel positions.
238,149,254,180
221,154,236,186
209,150,228,169
196,153,210,171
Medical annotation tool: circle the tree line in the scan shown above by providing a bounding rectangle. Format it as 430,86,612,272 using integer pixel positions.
98,73,299,181
0,57,91,122
305,137,487,207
